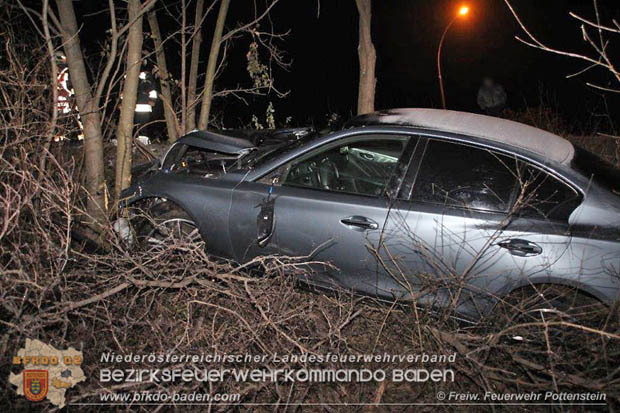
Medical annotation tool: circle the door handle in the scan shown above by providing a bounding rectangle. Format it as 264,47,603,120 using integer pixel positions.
340,216,379,231
497,239,542,257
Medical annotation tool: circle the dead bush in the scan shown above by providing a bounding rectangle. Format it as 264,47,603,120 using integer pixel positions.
1,144,619,411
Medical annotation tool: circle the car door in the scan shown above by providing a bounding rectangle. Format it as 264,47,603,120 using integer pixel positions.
378,137,583,317
228,133,415,296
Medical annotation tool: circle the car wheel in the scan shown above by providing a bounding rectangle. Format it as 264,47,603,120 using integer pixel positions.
490,284,615,345
494,284,611,326
133,201,202,249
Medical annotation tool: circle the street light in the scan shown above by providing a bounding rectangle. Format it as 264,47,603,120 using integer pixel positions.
437,5,470,109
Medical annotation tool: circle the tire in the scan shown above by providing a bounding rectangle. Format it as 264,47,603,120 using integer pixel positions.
494,284,610,327
489,284,615,348
132,201,202,249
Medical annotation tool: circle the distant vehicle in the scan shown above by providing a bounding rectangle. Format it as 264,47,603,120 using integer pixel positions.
121,109,620,322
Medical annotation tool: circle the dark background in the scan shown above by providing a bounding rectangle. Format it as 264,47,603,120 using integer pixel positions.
75,0,619,132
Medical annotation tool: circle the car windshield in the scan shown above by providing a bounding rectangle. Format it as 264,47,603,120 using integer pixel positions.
572,147,620,195
234,130,322,169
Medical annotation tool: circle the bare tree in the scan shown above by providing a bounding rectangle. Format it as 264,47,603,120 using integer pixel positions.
186,0,205,131
55,0,107,222
40,0,58,173
147,9,179,143
44,0,156,225
197,0,231,130
115,0,144,201
355,0,376,115
504,0,619,94
180,0,188,133
144,0,284,134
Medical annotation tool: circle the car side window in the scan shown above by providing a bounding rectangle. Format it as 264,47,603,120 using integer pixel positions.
408,139,519,212
515,164,582,221
281,135,411,197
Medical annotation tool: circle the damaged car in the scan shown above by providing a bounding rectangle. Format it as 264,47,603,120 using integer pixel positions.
121,108,620,322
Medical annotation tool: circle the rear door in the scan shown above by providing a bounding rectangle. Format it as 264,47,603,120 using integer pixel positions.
228,133,416,295
379,138,583,317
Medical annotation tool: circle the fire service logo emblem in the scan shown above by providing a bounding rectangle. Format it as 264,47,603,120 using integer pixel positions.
23,370,49,402
9,339,85,408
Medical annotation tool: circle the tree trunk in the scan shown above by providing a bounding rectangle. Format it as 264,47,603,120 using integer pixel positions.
186,0,204,131
147,10,178,143
197,0,231,130
55,0,107,222
355,0,376,115
115,0,143,202
180,0,187,133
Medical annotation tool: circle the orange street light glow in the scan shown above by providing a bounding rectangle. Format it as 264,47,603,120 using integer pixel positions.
459,6,469,16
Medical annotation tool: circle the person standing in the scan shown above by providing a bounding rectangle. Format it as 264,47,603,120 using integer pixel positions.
477,77,507,116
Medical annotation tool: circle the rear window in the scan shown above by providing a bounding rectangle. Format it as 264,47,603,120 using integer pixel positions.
572,147,620,195
517,165,582,221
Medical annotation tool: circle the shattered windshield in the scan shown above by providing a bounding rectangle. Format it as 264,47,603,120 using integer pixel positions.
161,142,239,177
234,130,321,169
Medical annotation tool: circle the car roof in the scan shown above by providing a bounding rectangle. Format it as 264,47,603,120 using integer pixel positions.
346,108,575,165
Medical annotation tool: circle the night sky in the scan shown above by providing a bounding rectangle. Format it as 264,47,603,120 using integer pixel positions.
266,0,619,130
76,0,619,132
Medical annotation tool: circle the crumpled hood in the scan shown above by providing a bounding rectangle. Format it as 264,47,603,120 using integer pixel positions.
179,130,255,155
